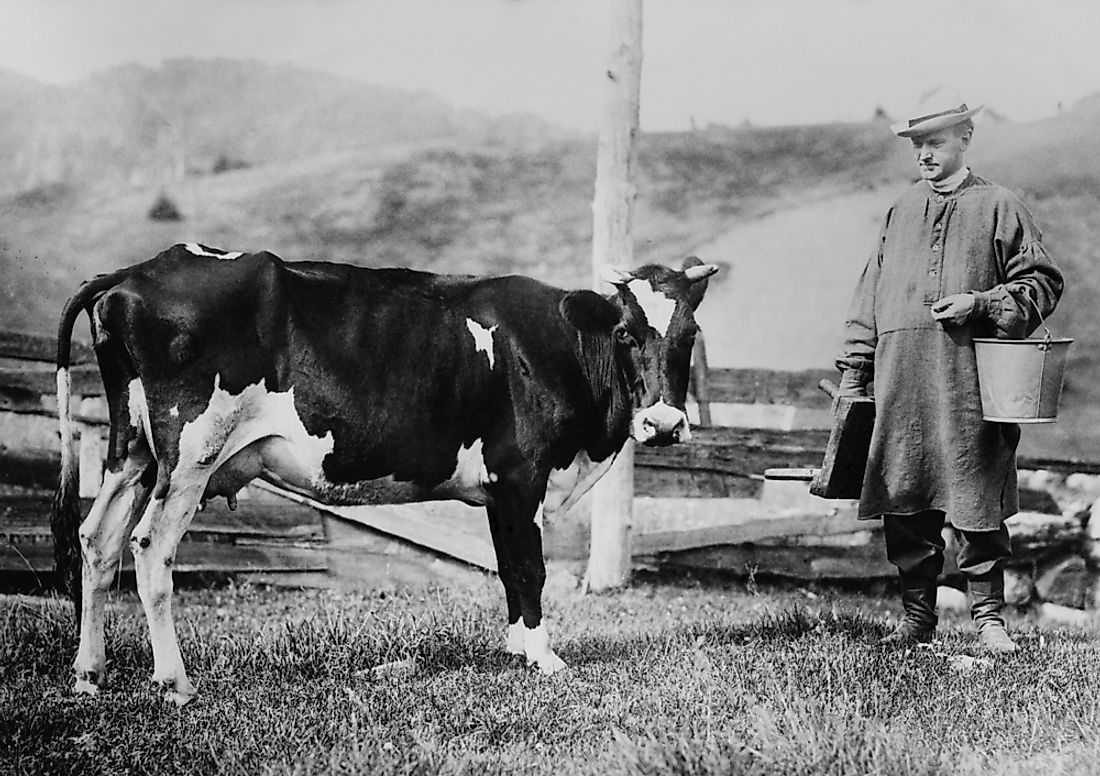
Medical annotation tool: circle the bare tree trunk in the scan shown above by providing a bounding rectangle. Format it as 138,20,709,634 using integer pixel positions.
586,0,643,593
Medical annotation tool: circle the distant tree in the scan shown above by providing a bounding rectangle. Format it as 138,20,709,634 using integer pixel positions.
212,154,251,174
148,192,183,221
873,105,891,121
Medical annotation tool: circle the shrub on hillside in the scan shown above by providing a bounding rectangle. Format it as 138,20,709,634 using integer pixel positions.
148,192,183,221
212,154,251,174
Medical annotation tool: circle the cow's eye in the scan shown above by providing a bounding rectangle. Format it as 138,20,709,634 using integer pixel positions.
614,326,637,347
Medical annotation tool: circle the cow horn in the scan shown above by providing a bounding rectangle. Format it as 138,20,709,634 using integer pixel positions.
683,264,719,283
599,266,634,286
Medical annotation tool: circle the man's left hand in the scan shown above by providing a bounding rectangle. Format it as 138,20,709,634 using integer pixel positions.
931,293,975,326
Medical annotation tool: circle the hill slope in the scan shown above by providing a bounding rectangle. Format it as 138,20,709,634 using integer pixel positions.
1,60,1096,459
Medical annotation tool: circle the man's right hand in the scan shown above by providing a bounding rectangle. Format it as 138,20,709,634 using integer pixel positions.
837,370,869,397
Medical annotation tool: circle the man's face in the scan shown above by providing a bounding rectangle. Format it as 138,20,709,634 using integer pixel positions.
911,127,971,182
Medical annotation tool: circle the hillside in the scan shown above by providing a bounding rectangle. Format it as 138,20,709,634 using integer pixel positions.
1,60,1097,459
0,59,561,195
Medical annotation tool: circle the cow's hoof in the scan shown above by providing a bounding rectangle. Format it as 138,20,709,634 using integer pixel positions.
529,652,568,676
73,669,105,696
155,677,196,707
73,678,101,696
164,688,195,707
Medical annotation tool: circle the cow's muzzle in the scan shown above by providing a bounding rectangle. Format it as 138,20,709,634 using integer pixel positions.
632,400,691,446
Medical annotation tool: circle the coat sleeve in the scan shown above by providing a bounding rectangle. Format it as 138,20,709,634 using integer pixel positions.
970,195,1064,338
835,211,890,381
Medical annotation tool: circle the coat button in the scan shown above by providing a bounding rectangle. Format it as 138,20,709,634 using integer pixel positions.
928,269,937,276
932,244,940,251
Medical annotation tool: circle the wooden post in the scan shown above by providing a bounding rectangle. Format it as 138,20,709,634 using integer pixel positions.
585,0,643,593
691,333,712,426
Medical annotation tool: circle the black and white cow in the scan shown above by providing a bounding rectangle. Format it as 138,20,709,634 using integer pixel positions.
51,243,717,704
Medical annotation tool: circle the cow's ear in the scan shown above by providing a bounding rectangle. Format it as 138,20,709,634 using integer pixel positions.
560,290,620,333
681,255,719,309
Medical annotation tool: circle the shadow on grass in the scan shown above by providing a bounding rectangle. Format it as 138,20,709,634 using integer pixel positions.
564,604,890,670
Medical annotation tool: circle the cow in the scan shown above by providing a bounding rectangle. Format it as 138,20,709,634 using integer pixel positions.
50,242,717,705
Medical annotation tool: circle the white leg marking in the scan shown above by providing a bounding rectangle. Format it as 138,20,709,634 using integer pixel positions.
506,621,526,655
73,455,151,695
627,279,677,336
524,623,567,675
465,318,498,368
131,470,207,706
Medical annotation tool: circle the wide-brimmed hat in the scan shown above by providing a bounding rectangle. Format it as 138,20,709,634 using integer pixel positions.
891,90,983,138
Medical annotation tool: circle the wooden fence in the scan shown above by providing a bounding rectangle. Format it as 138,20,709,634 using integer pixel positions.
2,329,1097,587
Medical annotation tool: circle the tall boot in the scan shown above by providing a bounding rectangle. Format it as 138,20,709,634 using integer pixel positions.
880,573,938,645
968,567,1017,654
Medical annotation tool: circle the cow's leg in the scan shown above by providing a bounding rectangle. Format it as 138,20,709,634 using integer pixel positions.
73,445,153,695
486,495,565,675
130,466,207,706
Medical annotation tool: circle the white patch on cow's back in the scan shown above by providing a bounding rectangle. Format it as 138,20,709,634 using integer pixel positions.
184,243,243,260
127,378,157,458
465,318,498,369
628,279,677,336
544,450,617,520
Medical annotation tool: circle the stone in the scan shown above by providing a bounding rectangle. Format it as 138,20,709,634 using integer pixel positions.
1006,511,1085,563
1038,602,1093,628
1067,473,1100,500
1035,555,1091,609
1004,568,1034,607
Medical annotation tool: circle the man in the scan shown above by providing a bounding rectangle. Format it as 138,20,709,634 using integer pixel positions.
835,93,1064,653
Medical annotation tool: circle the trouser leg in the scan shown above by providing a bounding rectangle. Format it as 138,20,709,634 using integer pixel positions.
880,511,946,644
956,524,1016,654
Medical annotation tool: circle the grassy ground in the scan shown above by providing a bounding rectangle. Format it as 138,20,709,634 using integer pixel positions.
3,575,1100,776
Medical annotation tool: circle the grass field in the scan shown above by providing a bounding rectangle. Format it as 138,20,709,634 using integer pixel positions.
4,576,1100,775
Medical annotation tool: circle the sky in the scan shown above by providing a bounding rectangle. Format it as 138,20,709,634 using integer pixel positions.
0,0,1097,131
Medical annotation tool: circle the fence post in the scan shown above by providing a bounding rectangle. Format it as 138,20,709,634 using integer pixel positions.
585,0,643,593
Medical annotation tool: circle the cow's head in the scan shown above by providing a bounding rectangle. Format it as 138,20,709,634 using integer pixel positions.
562,256,718,448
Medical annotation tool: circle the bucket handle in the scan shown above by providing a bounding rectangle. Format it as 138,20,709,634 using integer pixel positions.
1008,287,1054,348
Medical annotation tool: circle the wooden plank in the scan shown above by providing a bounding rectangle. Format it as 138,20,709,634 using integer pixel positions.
0,449,59,491
0,537,327,575
0,330,95,364
635,426,830,479
645,537,895,579
636,465,760,499
0,494,324,542
632,506,866,555
252,482,497,571
700,368,837,407
1017,455,1100,476
0,364,104,396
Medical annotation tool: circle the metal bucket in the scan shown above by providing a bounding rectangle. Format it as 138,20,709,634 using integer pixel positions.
973,335,1072,423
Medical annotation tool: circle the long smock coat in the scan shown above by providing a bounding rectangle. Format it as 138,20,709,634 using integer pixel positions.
837,172,1064,531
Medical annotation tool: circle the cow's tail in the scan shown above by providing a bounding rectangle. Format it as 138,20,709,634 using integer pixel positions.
50,271,128,628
